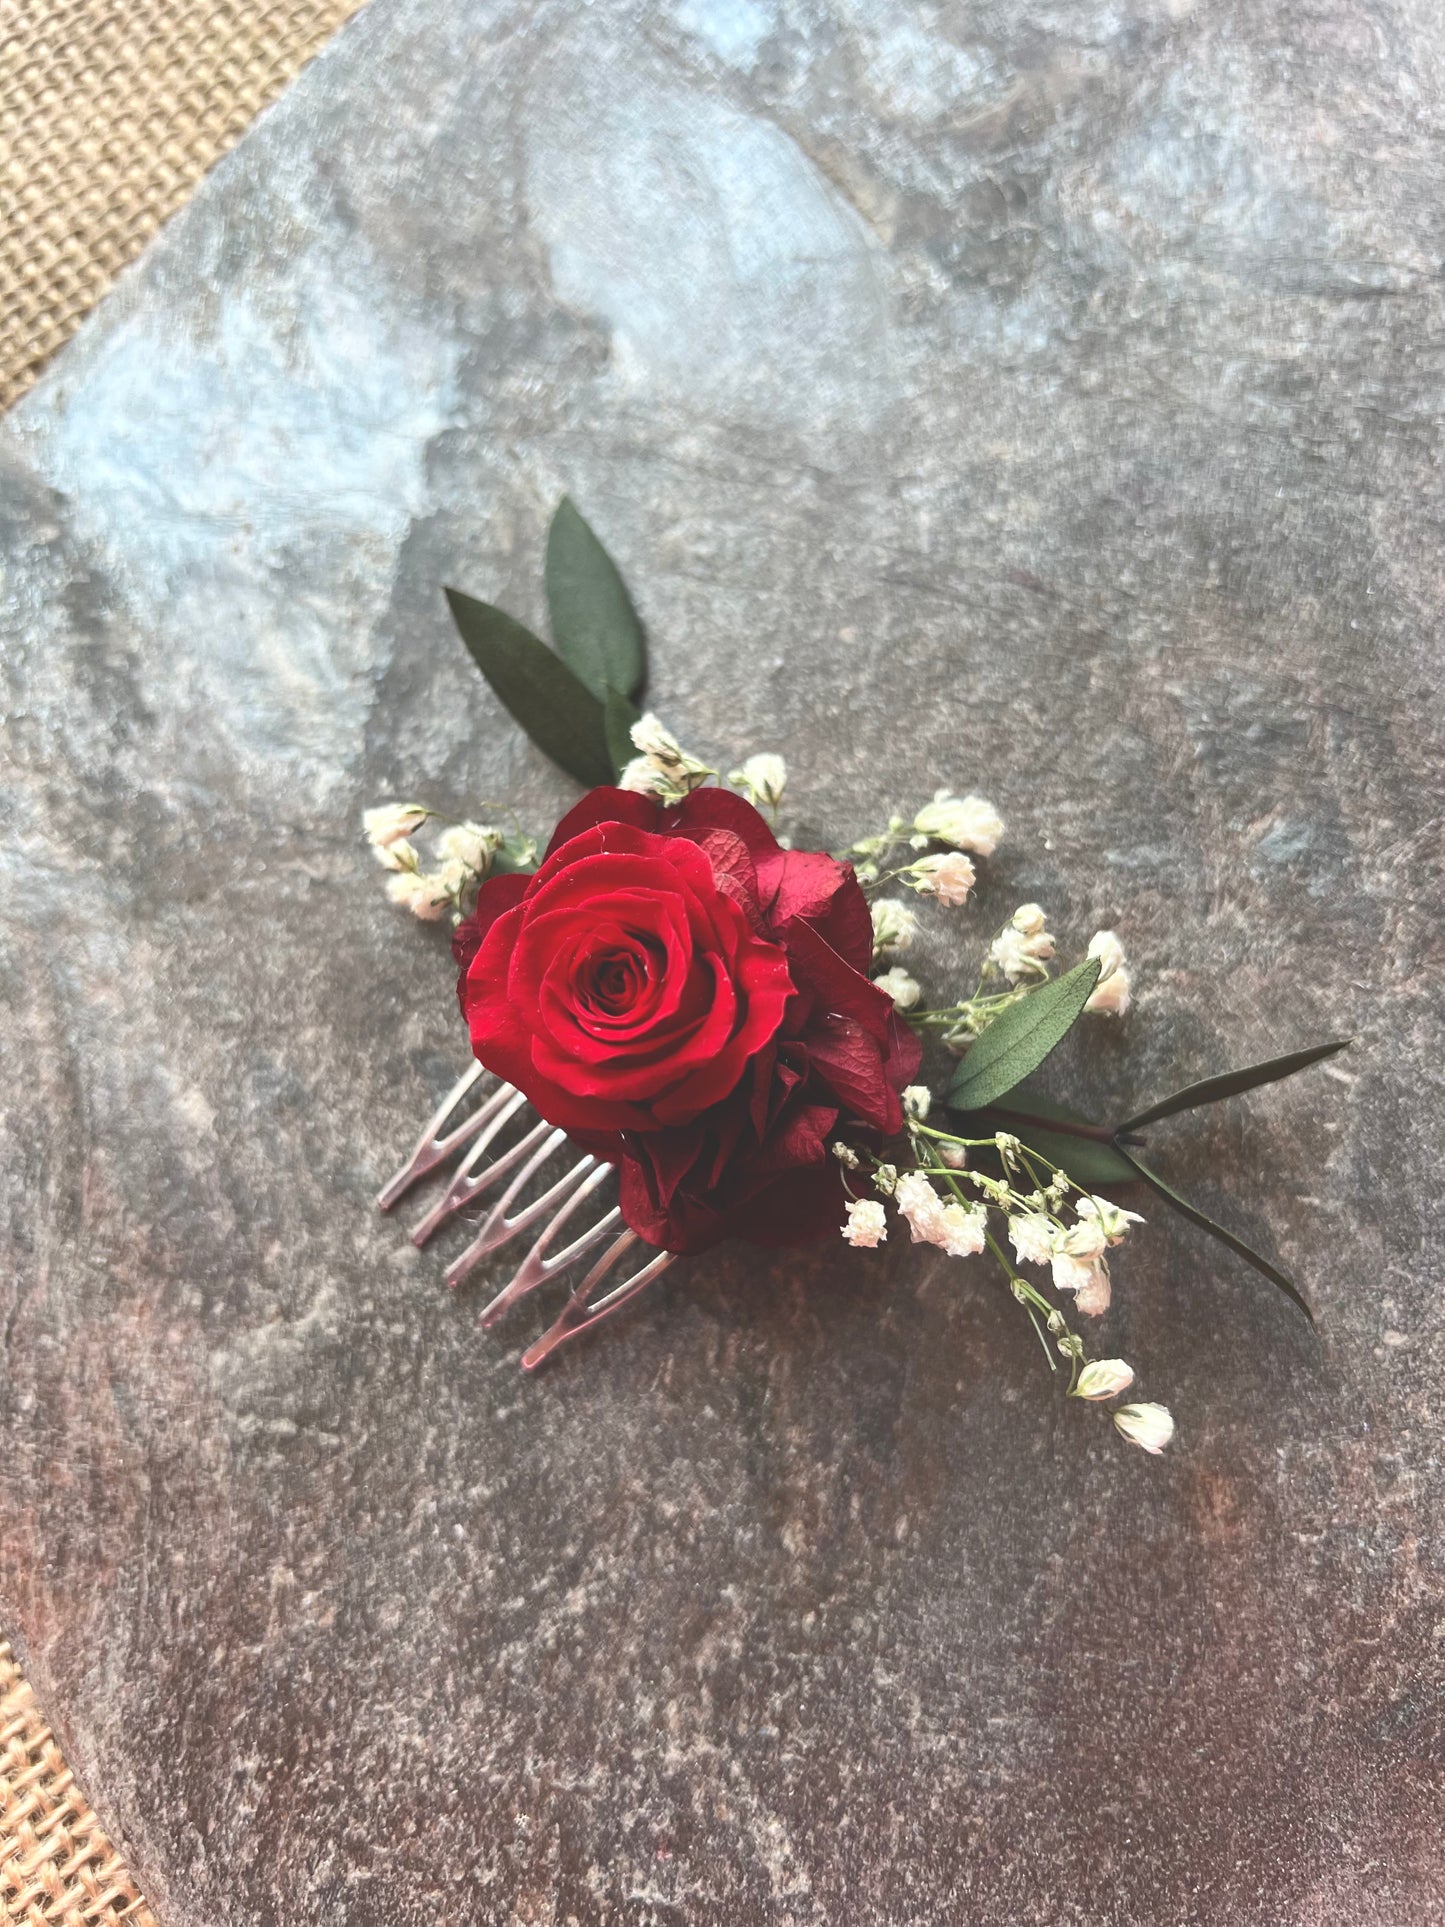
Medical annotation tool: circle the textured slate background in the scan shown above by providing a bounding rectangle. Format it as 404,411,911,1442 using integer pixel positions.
2,1,1442,1921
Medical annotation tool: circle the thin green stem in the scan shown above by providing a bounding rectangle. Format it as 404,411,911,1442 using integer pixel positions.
984,1229,1057,1373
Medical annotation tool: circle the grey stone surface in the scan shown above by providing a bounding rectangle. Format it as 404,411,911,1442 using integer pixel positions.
1,0,1443,1920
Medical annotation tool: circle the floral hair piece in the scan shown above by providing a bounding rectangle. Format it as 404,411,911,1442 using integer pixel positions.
368,498,1350,1453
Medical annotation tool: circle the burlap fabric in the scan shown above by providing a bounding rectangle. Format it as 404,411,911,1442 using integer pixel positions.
0,0,365,410
0,1643,155,1925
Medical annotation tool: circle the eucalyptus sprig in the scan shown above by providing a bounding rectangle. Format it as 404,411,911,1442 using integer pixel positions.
445,498,647,787
947,1029,1352,1321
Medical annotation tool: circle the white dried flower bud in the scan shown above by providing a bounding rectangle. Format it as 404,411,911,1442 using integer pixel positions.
1073,1359,1135,1401
938,1141,968,1170
902,1085,932,1122
872,966,921,1011
434,857,471,900
1051,1245,1111,1314
385,869,449,922
1054,1219,1108,1262
1087,970,1132,1017
911,850,977,906
618,715,713,800
913,790,1004,857
988,906,1056,983
1008,1211,1055,1268
1086,930,1133,1016
842,1198,888,1248
728,752,788,808
832,1142,861,1169
435,821,501,873
1087,928,1126,977
1113,1402,1175,1454
1075,1196,1144,1245
1011,903,1048,937
894,1172,945,1243
1073,1264,1112,1316
934,1199,988,1258
372,835,418,873
617,755,670,795
630,712,685,763
363,803,427,849
870,898,920,955
872,1163,899,1196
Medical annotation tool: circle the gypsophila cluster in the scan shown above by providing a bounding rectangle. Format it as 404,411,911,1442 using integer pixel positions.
833,1108,1170,1452
619,714,715,802
1086,929,1132,1016
824,791,1158,1451
728,752,788,814
363,805,533,923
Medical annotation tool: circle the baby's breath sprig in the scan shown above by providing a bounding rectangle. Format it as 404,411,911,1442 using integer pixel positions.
846,789,1004,886
618,714,715,802
363,804,536,924
727,752,788,819
837,1108,1159,1443
903,907,1058,1053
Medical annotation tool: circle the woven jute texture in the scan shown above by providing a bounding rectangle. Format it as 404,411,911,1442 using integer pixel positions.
0,0,366,412
0,1643,155,1927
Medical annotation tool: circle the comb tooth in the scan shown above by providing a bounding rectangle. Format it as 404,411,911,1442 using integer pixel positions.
443,1126,571,1286
479,1169,620,1328
470,1151,604,1286
384,1066,684,1366
377,1062,494,1209
520,1232,677,1371
408,1089,533,1246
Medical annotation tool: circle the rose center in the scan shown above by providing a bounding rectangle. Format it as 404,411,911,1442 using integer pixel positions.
575,932,667,1028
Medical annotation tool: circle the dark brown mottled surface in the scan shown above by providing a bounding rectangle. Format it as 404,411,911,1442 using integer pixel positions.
1,1,1442,1921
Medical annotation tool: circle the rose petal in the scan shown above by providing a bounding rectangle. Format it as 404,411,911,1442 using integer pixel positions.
543,786,661,858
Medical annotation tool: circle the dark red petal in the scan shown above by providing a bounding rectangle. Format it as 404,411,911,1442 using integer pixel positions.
667,784,779,860
882,1009,924,1094
526,833,726,918
753,849,873,969
801,1016,902,1132
733,1161,848,1249
651,925,793,1124
543,786,661,858
452,870,530,996
532,952,739,1100
778,916,892,1041
678,824,763,927
766,1097,839,1170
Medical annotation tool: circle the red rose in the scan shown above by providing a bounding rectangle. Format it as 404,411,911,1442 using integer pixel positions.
454,787,920,1254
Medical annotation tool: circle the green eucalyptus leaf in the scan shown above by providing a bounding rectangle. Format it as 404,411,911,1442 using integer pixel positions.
1118,1149,1315,1323
960,1089,1141,1190
545,497,647,703
982,1088,1101,1132
1116,1038,1352,1132
445,587,613,789
604,686,642,780
945,959,1102,1113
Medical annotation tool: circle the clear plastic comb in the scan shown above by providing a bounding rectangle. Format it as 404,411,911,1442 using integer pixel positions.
378,1064,678,1367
